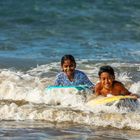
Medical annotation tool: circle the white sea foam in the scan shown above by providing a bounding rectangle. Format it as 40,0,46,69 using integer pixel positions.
116,72,132,82
0,62,139,130
129,81,140,94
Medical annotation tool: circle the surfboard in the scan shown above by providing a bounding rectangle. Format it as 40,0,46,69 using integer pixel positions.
86,95,137,106
45,85,91,95
46,85,89,91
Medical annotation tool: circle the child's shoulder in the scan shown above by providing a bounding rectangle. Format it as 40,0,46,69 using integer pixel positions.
75,69,86,75
95,82,102,89
113,81,124,87
56,72,65,77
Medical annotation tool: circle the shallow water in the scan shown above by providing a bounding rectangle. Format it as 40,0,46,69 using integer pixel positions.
1,121,140,140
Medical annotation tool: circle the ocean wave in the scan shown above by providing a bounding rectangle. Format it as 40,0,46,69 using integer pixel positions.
0,62,140,130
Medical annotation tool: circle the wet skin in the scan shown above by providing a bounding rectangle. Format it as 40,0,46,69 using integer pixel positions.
100,72,114,91
95,72,133,97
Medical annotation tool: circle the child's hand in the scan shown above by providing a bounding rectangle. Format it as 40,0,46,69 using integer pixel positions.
130,93,139,99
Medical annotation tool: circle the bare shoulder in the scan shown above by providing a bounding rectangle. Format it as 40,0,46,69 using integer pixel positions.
95,82,102,96
95,82,102,89
113,81,127,92
113,81,125,87
113,80,131,95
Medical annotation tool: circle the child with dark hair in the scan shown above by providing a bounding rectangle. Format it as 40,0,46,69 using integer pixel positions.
95,65,138,97
54,54,95,89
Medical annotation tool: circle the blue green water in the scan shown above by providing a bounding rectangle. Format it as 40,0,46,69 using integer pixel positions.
0,0,140,66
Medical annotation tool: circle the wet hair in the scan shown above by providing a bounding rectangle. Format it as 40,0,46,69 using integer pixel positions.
61,54,76,66
98,65,115,77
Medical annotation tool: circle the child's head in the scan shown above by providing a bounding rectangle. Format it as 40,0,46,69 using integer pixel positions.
98,65,115,89
98,65,115,77
61,54,76,66
61,54,76,76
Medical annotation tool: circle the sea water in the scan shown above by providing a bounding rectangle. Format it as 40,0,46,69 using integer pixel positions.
0,0,140,139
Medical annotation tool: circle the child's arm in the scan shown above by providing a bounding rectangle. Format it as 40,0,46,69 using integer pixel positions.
95,82,102,96
117,82,139,98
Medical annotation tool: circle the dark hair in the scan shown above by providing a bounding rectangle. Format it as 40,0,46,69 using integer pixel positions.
98,65,115,77
61,54,76,66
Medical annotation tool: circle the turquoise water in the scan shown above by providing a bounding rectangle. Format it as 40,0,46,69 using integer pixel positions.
0,0,140,65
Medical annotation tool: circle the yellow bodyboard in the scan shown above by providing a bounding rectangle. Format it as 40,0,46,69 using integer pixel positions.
87,95,137,106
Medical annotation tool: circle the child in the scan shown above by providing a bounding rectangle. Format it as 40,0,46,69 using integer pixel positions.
54,54,95,89
95,65,138,97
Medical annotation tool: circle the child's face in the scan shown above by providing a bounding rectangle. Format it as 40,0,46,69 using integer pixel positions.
100,72,114,90
62,59,76,77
